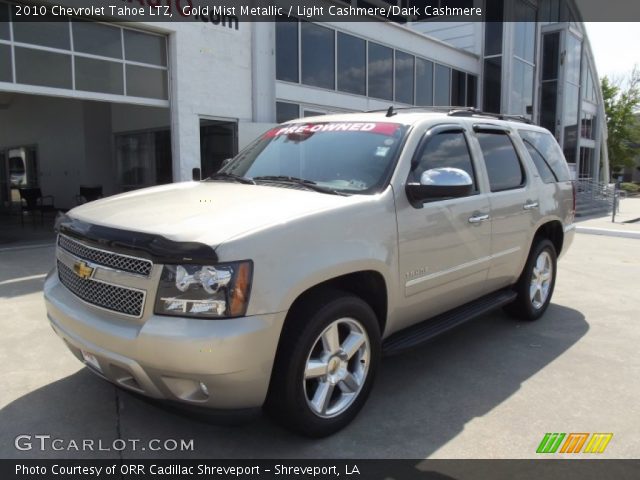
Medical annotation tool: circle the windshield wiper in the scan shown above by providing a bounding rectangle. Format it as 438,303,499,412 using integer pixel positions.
207,172,256,185
252,176,347,196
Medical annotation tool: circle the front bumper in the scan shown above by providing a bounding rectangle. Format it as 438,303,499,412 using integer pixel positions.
44,271,286,409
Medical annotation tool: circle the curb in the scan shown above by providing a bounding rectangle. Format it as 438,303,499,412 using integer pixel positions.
575,226,640,239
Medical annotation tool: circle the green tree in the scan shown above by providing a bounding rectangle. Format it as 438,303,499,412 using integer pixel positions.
601,67,640,176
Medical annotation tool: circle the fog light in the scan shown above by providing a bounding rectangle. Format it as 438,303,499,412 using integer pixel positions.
199,382,209,396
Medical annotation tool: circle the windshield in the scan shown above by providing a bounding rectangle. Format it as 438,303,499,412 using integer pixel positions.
219,121,408,194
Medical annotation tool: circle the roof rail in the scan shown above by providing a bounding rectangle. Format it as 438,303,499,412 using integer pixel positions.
448,108,532,124
366,106,532,124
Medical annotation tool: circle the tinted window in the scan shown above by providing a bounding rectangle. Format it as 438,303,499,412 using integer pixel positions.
73,21,123,59
434,64,450,105
414,131,476,192
477,132,524,191
466,74,477,107
276,19,298,82
301,22,334,89
0,44,11,83
542,32,560,81
126,65,167,99
76,57,124,95
0,3,9,40
416,58,433,106
451,69,466,106
13,19,70,50
124,30,167,66
368,43,393,101
337,32,365,95
483,57,502,113
395,51,414,104
276,102,299,123
518,129,571,182
15,47,72,89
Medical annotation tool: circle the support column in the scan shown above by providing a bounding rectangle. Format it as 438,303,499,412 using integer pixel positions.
169,32,200,182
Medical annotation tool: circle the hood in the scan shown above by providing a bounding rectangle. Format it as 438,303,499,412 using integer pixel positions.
69,182,357,247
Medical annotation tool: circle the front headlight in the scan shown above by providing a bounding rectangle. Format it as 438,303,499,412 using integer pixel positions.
154,261,253,318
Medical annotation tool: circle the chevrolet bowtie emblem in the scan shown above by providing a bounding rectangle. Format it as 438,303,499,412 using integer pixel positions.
73,261,94,280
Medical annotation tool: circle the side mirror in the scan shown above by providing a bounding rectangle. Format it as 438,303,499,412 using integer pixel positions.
192,168,202,181
406,167,473,207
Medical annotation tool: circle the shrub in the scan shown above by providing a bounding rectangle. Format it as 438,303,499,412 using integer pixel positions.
620,182,640,193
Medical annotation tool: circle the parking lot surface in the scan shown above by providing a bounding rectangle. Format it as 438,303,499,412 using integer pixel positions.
1,233,638,459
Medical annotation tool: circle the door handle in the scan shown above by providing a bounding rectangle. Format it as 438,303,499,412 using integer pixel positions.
468,213,490,224
523,201,539,210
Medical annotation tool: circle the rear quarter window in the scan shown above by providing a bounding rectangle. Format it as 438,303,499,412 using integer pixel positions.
518,129,571,182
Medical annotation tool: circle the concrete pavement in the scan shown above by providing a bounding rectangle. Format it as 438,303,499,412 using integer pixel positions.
1,233,639,459
576,196,640,239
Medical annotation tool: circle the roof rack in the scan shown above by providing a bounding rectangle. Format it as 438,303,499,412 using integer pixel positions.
368,106,532,124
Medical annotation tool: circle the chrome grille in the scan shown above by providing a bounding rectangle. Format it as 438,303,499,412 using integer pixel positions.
58,234,152,276
57,260,145,317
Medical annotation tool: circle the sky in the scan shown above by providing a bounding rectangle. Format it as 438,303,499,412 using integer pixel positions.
584,23,640,82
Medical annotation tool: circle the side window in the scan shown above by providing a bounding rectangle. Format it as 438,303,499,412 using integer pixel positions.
518,129,571,182
413,131,477,193
476,132,525,192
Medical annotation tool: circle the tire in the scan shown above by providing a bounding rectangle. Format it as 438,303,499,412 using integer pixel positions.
265,290,381,437
505,238,557,321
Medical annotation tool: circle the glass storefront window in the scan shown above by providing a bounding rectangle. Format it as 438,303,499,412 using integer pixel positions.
368,42,393,101
276,19,298,83
565,34,582,86
415,58,433,106
15,47,72,89
542,32,560,81
451,69,466,106
13,19,70,50
514,0,536,63
126,65,168,99
394,51,414,105
75,57,124,95
337,32,366,95
124,29,167,67
276,101,299,123
0,44,11,83
0,3,9,39
483,57,501,113
511,59,534,117
301,22,334,89
467,74,477,107
73,21,122,59
434,64,450,106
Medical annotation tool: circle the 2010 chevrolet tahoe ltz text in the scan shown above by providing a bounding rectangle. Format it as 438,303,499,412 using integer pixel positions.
44,109,575,437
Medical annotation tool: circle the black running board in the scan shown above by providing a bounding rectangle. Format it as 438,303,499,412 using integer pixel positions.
382,289,517,356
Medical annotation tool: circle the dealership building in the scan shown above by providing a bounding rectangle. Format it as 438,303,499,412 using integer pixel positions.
0,0,608,213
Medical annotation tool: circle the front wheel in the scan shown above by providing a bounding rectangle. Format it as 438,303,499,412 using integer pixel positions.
505,238,557,321
265,291,381,437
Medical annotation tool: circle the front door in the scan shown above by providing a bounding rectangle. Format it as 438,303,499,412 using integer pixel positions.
395,125,492,331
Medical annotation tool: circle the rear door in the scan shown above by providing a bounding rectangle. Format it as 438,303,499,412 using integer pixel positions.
394,124,492,330
471,125,538,291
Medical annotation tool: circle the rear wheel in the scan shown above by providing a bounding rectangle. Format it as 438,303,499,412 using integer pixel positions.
505,239,557,321
265,291,380,437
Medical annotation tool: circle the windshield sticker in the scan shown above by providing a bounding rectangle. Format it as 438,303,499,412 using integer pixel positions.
264,122,401,138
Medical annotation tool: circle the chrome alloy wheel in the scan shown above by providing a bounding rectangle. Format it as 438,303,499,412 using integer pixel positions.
303,318,371,418
530,250,553,310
